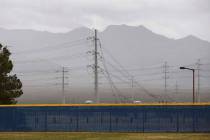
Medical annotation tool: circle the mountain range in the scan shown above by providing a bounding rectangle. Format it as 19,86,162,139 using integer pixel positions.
0,25,209,103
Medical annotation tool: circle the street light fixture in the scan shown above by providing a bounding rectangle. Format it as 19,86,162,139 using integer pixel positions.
180,67,195,103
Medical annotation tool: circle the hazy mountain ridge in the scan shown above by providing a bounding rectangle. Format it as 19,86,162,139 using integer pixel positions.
0,25,209,103
0,24,209,78
1,25,209,46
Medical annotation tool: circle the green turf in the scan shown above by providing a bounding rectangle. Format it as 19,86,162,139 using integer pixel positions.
0,132,210,140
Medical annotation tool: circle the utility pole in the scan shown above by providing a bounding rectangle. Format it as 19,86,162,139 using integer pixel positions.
94,29,99,103
56,67,68,104
193,69,195,103
131,76,134,102
62,67,65,104
196,59,201,102
163,61,169,101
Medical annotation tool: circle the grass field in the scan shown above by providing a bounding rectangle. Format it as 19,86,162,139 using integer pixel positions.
0,132,210,140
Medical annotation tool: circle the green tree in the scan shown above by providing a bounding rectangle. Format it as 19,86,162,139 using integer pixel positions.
0,43,23,104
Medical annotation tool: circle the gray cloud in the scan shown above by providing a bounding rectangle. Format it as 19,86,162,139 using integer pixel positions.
0,0,209,41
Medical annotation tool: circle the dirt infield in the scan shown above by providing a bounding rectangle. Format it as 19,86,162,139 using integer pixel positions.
0,132,210,140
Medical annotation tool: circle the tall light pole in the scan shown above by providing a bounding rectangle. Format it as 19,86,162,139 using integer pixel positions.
180,67,195,103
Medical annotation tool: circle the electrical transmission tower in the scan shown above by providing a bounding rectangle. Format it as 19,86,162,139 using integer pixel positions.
162,61,170,101
56,67,69,104
94,29,99,103
87,29,100,103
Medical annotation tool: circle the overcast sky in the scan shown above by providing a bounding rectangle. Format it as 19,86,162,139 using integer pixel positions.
0,0,209,41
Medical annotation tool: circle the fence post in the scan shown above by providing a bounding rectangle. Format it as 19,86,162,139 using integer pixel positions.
176,109,179,132
109,112,112,132
44,111,47,131
76,110,79,132
193,109,195,132
143,108,145,132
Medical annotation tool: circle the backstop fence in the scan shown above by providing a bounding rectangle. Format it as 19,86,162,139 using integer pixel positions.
0,103,210,132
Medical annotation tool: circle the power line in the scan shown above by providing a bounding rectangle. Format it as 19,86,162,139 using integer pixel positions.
14,52,87,64
12,38,88,55
133,72,163,77
21,77,59,82
100,43,160,101
107,65,163,72
99,40,130,103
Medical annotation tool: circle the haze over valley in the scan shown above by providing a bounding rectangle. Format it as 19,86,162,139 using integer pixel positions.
0,25,209,103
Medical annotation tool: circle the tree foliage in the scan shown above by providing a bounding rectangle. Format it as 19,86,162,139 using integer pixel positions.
0,43,23,104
